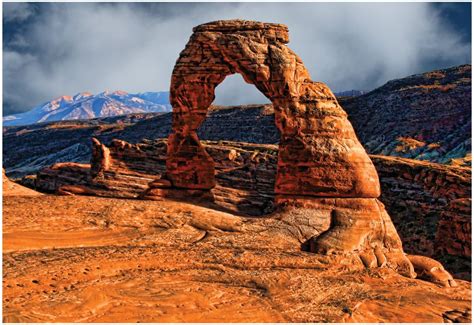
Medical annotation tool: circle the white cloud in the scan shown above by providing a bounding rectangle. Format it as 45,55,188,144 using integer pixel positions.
3,3,471,114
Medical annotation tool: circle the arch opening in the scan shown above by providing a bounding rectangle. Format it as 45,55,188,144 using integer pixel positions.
212,74,271,107
196,73,280,216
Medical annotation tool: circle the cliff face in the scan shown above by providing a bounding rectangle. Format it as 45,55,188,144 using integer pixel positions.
23,138,471,279
340,65,471,165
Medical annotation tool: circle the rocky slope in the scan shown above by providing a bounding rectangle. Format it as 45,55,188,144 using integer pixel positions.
370,155,471,279
3,105,279,178
22,138,471,280
3,91,171,126
340,64,471,165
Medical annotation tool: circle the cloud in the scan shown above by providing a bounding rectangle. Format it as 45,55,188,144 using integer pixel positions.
3,2,471,115
3,2,35,22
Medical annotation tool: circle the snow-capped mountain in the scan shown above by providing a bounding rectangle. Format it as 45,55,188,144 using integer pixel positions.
3,90,171,126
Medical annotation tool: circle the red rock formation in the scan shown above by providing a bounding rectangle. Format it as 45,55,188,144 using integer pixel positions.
21,20,461,285
436,198,471,258
370,155,471,279
3,168,41,196
164,20,380,198
158,19,421,278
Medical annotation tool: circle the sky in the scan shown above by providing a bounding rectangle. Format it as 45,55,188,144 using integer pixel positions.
3,2,472,116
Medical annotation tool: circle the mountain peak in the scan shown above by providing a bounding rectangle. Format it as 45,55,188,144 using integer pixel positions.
73,92,93,101
51,95,73,104
4,91,171,126
101,90,129,97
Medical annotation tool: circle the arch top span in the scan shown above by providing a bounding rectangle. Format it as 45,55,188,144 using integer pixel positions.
192,19,290,43
166,19,381,198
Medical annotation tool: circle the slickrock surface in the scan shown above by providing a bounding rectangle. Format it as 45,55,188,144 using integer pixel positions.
3,194,471,323
2,169,42,197
25,138,471,279
340,64,471,165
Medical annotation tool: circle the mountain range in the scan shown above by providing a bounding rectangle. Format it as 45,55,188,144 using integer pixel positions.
3,90,171,126
3,88,369,127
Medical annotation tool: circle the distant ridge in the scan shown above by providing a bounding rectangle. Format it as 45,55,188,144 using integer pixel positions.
334,90,366,97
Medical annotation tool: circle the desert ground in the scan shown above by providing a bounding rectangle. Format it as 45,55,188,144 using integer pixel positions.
3,181,471,322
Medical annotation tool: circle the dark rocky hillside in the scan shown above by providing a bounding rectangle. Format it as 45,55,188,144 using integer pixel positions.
3,105,277,178
340,64,471,165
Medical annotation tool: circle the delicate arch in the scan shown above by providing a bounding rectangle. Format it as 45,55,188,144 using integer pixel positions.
165,20,380,198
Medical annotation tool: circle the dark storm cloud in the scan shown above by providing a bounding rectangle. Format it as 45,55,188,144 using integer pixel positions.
3,2,471,115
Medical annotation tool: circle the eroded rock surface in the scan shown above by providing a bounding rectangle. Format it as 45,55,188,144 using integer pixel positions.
161,19,443,280
2,168,42,197
371,155,471,279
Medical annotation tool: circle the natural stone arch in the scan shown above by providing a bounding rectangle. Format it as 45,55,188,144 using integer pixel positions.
146,20,456,285
166,20,380,198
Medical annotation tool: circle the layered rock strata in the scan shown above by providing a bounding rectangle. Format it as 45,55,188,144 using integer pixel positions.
340,64,471,164
371,155,471,279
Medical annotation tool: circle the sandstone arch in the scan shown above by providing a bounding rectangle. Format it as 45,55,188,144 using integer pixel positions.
148,20,455,284
166,20,380,198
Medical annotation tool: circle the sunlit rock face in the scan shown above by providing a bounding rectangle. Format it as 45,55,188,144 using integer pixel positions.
155,20,412,279
165,19,380,198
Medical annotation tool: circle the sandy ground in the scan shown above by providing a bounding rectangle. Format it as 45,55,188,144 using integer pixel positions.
3,193,472,323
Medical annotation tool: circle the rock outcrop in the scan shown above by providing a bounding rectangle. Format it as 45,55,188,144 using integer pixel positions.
2,168,41,197
370,155,471,279
436,198,471,258
157,19,424,279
